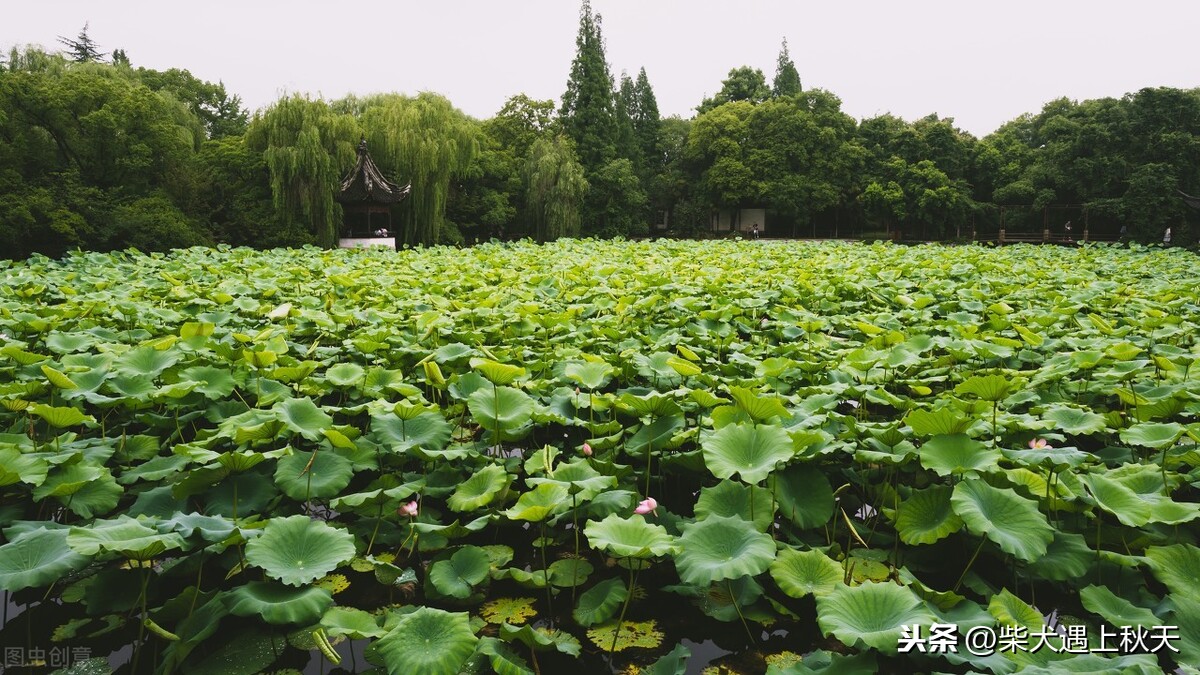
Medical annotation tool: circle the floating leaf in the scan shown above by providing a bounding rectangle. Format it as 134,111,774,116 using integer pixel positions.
480,597,538,625
585,619,664,652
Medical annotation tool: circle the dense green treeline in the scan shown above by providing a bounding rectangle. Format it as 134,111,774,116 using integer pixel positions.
2,9,1199,258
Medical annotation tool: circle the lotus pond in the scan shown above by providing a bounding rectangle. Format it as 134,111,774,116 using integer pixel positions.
1,240,1199,675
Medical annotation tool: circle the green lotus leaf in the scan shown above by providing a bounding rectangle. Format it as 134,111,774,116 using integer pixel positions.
374,607,479,675
471,358,526,385
118,454,188,485
918,434,1000,477
527,459,616,501
448,464,511,512
468,386,534,436
585,619,664,652
0,446,49,487
573,577,628,626
480,596,538,625
950,480,1054,562
694,480,775,531
1120,422,1185,449
1026,531,1093,581
815,582,934,654
1042,406,1108,436
1169,596,1200,666
273,450,355,501
548,558,593,587
428,546,491,599
666,355,701,377
224,580,333,625
987,588,1042,631
274,397,334,440
30,404,94,428
643,643,691,675
1081,473,1152,527
177,627,277,675
617,392,682,418
769,548,843,598
372,411,452,452
325,363,366,388
584,513,676,559
177,365,236,399
904,408,971,436
114,345,180,378
894,485,963,545
773,464,835,529
67,516,186,560
954,374,1013,402
702,422,794,484
0,528,91,592
477,636,534,675
1079,585,1161,628
563,360,614,390
156,512,237,543
321,605,387,638
1144,544,1200,603
727,386,790,422
625,414,685,453
41,364,79,389
675,515,776,585
500,622,582,656
245,515,355,586
504,483,570,522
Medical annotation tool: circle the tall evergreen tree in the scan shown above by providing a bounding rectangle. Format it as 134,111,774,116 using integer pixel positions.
615,72,641,170
560,0,617,170
772,38,802,97
57,23,107,63
632,68,662,173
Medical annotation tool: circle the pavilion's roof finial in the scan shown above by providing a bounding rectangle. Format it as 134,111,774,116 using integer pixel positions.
337,139,410,205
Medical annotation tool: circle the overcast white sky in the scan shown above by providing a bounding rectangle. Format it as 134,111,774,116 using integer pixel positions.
4,1,1198,137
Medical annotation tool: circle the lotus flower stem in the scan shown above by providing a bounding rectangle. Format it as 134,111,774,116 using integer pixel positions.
727,579,756,644
571,492,579,607
610,562,638,653
953,538,986,593
132,562,151,673
644,439,652,499
540,522,554,622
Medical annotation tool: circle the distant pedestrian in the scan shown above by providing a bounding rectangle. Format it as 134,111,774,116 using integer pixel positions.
1064,220,1073,244
752,222,760,240
1163,227,1172,246
1119,225,1128,242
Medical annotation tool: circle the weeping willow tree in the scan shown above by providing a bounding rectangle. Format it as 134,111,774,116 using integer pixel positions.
525,136,588,242
245,95,359,247
357,93,480,245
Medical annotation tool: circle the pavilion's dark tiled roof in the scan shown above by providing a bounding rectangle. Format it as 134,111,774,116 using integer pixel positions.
337,139,410,204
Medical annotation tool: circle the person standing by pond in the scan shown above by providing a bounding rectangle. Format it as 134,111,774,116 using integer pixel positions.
1164,227,1172,246
752,222,760,240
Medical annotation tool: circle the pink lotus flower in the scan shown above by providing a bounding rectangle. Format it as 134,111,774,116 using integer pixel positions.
634,497,658,516
582,442,593,457
1029,438,1051,450
399,500,419,517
